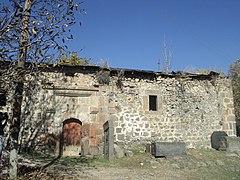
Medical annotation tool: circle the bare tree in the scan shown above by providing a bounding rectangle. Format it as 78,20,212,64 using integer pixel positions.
0,0,83,178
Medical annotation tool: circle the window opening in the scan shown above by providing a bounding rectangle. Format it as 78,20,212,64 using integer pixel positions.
0,92,6,106
149,95,157,111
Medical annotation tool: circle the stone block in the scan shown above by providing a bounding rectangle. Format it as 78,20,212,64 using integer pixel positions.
108,107,117,114
146,144,151,153
89,125,96,135
103,118,114,160
227,116,235,122
142,96,148,110
114,144,124,158
90,107,99,114
211,131,228,150
151,141,186,157
89,145,99,155
225,92,233,98
227,104,234,108
81,136,90,156
233,123,237,135
90,115,97,122
108,101,116,108
224,98,230,103
117,134,124,141
222,123,228,130
223,137,240,155
135,128,141,132
124,150,134,157
99,96,105,106
142,132,149,136
98,113,106,123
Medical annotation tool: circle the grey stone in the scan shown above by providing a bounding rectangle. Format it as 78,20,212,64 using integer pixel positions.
98,143,104,155
151,141,186,157
224,137,240,153
103,118,115,160
114,144,124,158
149,160,159,167
171,163,180,169
198,162,207,167
211,131,228,150
206,161,215,166
225,152,240,157
89,146,99,156
216,160,225,166
81,136,90,156
124,150,134,157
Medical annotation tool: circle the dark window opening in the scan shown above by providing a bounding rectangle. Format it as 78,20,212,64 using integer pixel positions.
37,112,42,120
149,95,157,111
0,92,6,106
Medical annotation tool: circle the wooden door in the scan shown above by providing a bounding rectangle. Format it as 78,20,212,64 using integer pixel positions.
63,119,82,156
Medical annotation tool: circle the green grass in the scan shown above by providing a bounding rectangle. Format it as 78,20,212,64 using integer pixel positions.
20,148,240,180
126,147,145,155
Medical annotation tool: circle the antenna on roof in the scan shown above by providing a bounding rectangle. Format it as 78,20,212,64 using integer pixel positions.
163,33,172,72
157,59,161,72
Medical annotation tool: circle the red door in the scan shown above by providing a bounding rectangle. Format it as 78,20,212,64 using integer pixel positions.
63,119,82,156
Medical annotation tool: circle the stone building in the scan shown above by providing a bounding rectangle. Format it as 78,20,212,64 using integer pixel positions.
1,64,237,156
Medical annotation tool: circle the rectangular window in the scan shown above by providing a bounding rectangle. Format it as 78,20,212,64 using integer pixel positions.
37,112,42,120
0,92,6,106
149,95,157,111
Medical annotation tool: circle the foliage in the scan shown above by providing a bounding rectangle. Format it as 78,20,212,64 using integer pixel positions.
229,59,240,136
96,70,110,85
116,69,124,89
0,0,85,64
59,52,90,65
96,60,111,85
101,60,109,69
126,147,145,155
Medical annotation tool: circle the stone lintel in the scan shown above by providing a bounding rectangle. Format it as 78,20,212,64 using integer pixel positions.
44,86,99,92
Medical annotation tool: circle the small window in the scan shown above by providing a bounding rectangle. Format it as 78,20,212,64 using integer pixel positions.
149,95,157,111
0,92,6,106
37,112,42,120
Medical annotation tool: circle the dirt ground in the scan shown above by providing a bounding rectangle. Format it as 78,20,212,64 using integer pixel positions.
1,148,240,180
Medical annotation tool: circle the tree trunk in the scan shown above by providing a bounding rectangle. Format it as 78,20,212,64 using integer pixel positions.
9,81,24,179
9,0,31,179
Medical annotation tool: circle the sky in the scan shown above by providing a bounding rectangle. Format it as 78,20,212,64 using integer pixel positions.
67,0,240,74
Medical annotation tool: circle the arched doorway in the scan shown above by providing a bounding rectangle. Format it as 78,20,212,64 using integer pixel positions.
62,118,82,156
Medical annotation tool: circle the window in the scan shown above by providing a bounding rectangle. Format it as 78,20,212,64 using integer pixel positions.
37,112,42,120
149,95,157,111
0,92,6,106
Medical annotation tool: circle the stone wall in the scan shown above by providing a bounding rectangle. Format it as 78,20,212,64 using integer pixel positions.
110,74,236,148
4,66,235,154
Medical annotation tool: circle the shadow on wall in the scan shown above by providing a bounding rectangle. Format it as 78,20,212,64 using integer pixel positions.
34,118,83,157
237,122,240,137
3,74,60,154
1,74,45,153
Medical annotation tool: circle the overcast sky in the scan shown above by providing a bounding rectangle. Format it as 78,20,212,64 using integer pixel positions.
67,0,240,74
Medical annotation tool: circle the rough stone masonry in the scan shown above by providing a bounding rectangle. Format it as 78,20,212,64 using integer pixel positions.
1,65,236,155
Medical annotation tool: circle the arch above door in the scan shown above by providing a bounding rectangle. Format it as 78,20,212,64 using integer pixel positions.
62,118,82,156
